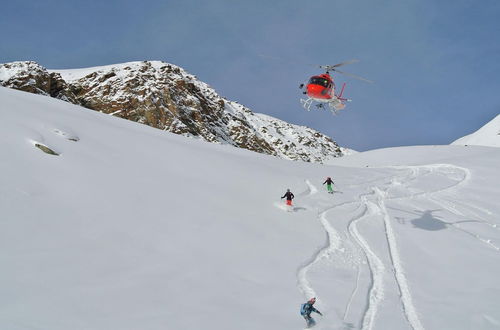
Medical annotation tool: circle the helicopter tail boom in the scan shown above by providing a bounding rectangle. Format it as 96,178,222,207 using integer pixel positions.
336,82,347,101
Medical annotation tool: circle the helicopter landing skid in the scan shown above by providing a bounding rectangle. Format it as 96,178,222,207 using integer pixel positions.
300,97,346,115
300,98,315,111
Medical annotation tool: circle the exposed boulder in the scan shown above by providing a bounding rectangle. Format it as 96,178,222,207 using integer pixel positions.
0,61,78,103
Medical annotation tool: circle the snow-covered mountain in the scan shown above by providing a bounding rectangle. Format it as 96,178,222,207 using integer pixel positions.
0,60,343,163
452,114,500,148
2,86,500,330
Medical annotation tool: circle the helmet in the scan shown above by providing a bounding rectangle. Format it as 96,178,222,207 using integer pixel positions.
308,297,316,304
287,188,290,192
327,177,331,179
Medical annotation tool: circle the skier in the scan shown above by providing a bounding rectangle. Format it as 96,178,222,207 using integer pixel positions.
281,188,295,206
323,177,334,194
300,297,322,328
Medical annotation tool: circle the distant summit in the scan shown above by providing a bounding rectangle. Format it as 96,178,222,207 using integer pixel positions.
452,114,500,148
0,60,344,163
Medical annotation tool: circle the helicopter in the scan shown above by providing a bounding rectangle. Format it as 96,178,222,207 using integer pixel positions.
299,59,372,114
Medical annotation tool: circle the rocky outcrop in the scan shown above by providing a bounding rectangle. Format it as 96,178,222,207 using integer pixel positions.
0,60,344,162
0,61,78,103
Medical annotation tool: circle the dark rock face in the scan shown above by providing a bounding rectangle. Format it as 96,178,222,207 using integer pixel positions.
0,61,78,103
0,60,343,162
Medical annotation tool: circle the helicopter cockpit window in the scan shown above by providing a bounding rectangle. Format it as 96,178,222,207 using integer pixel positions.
309,77,330,87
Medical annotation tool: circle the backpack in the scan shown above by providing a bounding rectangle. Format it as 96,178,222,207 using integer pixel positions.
300,303,307,315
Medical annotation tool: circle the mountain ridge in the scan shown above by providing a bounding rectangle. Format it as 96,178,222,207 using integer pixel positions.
0,60,345,163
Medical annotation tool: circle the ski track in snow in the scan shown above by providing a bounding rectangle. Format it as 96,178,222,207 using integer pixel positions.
297,162,498,330
397,165,500,252
296,196,341,301
343,263,361,321
305,179,318,195
372,187,424,330
347,197,385,330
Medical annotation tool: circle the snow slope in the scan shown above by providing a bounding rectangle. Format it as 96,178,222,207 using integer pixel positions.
452,114,500,147
1,86,500,330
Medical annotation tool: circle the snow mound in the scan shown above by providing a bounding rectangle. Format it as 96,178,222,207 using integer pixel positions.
452,114,500,147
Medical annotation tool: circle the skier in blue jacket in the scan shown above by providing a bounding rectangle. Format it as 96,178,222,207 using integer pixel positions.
300,297,322,327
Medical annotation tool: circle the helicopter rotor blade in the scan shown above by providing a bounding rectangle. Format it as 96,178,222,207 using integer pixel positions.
319,59,360,71
331,59,360,68
333,69,374,83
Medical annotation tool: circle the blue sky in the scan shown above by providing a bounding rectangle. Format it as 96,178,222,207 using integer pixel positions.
1,0,499,151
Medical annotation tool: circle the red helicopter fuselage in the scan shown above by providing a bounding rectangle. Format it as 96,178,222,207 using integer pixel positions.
300,59,367,113
306,73,335,100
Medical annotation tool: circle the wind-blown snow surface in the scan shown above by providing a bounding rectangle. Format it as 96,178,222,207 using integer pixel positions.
452,114,500,148
1,86,500,330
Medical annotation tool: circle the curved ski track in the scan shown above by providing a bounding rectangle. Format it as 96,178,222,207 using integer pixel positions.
296,163,496,330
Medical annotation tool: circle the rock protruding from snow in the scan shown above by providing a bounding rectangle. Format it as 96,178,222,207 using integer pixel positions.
1,60,343,162
452,114,500,148
0,61,78,103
